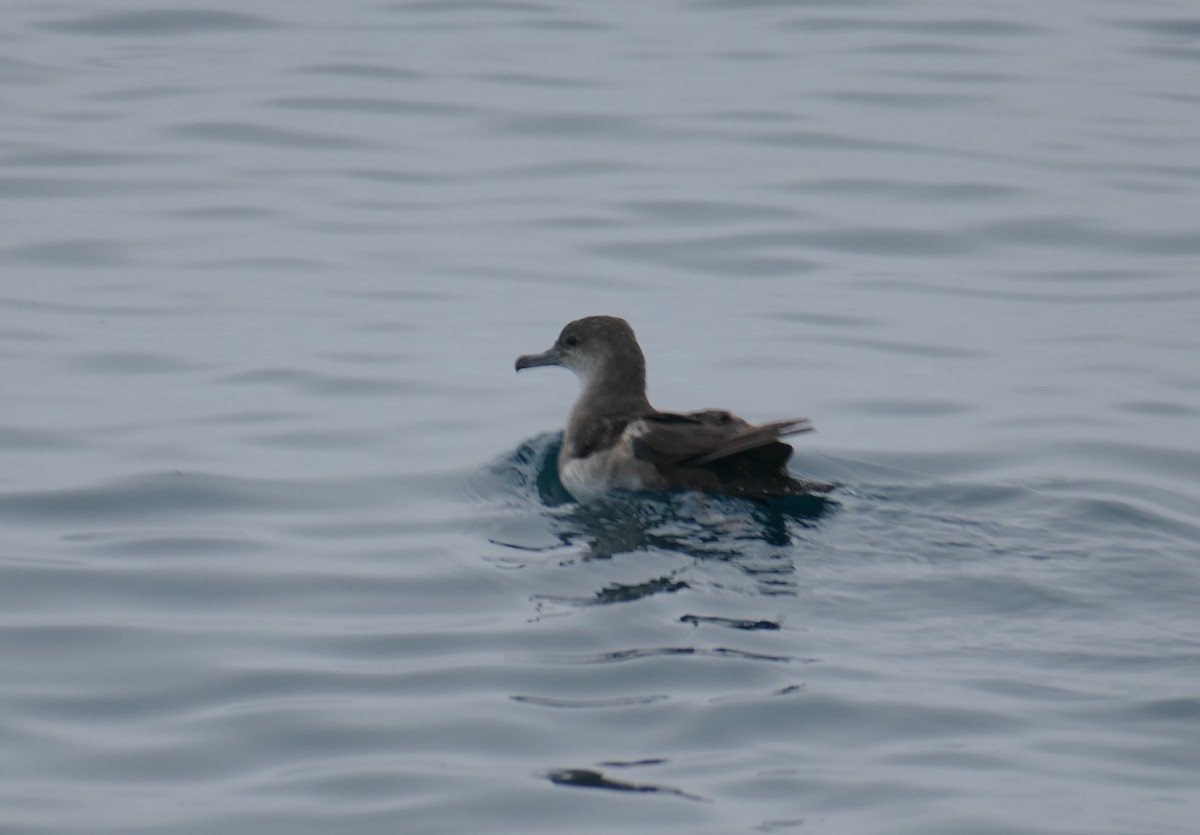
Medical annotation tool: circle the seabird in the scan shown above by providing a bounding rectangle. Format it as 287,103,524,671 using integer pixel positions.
515,316,833,502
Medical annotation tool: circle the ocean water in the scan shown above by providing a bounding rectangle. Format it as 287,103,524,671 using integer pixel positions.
2,1,1199,833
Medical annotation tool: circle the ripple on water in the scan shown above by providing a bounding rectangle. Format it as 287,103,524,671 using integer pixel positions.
169,121,378,151
5,239,134,267
0,471,402,524
37,10,279,36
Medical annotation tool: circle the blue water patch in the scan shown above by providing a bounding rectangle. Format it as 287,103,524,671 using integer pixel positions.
484,432,839,558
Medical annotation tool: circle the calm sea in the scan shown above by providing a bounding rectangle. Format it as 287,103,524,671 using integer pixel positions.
2,2,1198,833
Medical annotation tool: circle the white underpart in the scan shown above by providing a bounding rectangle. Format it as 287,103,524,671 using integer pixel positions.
559,421,661,501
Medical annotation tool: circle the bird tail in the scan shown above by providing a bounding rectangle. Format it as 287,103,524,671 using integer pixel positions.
684,418,813,466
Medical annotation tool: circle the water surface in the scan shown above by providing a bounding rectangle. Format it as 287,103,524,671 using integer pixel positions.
2,1,1199,833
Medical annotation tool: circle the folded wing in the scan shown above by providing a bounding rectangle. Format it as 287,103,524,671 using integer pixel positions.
631,410,813,467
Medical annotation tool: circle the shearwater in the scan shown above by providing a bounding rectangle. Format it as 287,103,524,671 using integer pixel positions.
515,316,834,502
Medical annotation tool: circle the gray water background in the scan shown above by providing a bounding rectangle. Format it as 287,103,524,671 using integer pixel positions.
2,1,1199,833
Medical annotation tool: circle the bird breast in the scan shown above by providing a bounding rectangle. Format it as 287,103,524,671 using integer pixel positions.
558,422,662,501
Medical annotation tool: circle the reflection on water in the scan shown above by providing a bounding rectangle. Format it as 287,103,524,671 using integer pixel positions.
489,433,836,567
547,766,706,802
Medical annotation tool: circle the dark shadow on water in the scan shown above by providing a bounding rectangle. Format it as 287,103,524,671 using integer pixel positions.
491,433,838,561
593,575,689,603
679,613,781,631
527,573,691,609
545,767,706,802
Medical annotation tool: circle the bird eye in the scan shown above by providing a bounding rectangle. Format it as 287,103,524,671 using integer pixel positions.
565,335,579,347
